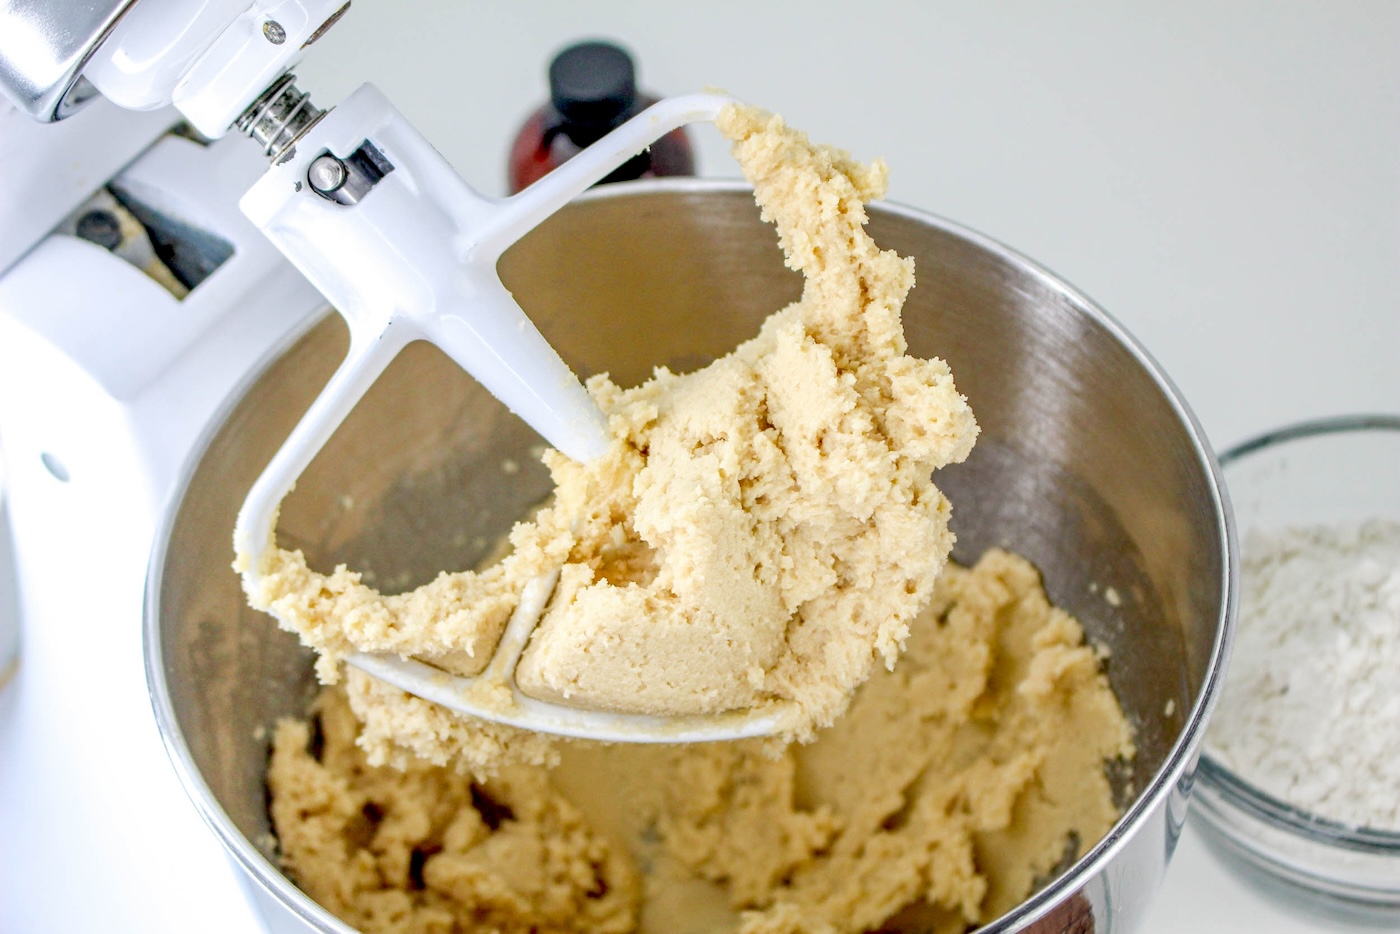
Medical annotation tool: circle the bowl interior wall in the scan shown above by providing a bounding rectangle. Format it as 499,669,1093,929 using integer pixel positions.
156,187,1224,893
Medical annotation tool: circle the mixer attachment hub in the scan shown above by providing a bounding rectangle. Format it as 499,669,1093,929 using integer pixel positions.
307,141,394,205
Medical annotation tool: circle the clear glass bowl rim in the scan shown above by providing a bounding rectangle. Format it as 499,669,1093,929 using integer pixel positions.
1199,411,1400,854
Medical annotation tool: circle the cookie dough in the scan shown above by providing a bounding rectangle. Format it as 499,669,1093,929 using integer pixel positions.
268,684,640,934
269,550,1136,933
240,102,978,767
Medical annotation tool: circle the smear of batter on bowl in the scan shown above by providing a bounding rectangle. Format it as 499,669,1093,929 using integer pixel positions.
268,550,1137,934
241,102,978,773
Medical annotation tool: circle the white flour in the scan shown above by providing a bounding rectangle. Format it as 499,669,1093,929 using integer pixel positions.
1206,519,1400,831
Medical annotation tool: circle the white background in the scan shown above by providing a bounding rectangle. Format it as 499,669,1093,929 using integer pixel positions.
2,2,1398,932
302,0,1400,455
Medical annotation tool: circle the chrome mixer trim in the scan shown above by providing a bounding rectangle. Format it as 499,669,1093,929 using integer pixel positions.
0,0,139,121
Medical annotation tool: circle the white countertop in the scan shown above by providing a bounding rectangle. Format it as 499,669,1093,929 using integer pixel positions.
2,2,1398,932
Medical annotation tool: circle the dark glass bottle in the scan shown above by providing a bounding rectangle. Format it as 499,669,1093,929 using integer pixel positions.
507,40,695,194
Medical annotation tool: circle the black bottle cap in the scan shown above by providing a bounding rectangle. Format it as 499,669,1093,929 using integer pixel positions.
549,41,637,131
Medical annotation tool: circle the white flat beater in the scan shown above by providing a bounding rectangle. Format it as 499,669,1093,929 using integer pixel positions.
232,83,795,743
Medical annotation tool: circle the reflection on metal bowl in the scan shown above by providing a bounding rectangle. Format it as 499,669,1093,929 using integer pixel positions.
145,181,1234,933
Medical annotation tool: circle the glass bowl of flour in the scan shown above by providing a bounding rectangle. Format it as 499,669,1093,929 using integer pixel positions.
1197,414,1400,911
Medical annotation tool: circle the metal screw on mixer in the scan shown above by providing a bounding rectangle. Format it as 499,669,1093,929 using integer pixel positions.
307,154,347,195
74,210,123,251
306,141,395,205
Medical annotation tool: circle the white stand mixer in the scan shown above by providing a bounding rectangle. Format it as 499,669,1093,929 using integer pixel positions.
0,0,729,928
0,12,343,931
0,92,325,933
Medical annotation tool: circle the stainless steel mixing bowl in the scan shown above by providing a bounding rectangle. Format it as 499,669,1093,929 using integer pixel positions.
145,181,1235,934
